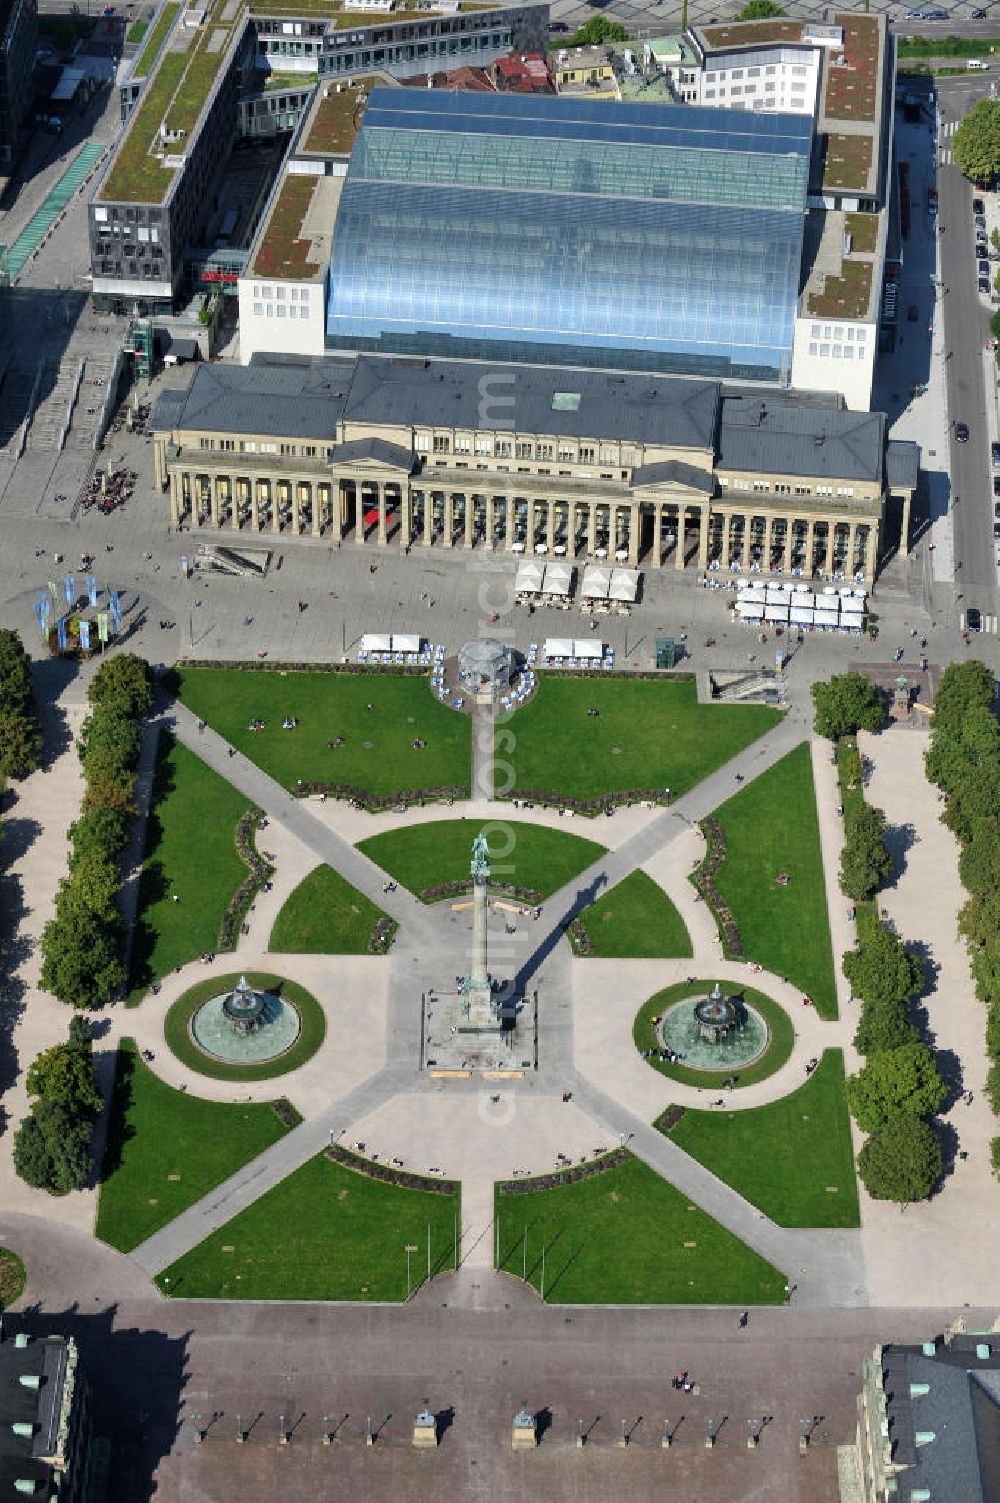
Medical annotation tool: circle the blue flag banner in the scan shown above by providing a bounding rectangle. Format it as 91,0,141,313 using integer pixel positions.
86,576,97,608
109,591,121,628
63,575,75,605
56,619,67,651
79,620,91,653
47,580,58,602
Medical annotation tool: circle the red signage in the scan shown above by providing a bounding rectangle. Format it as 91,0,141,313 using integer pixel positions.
200,270,238,284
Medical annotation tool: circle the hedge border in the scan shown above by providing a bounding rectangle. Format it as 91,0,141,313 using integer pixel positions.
690,817,744,957
218,804,273,951
497,1147,629,1196
163,970,326,1081
325,1143,459,1197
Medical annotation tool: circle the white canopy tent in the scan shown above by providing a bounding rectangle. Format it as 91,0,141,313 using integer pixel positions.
515,560,545,593
736,602,764,620
610,568,640,603
543,638,574,659
541,562,574,596
360,633,393,653
580,565,611,599
789,606,814,626
391,633,423,653
814,608,840,627
763,604,790,623
574,639,603,660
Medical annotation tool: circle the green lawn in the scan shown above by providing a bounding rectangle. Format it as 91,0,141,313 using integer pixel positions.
507,677,782,802
0,1248,25,1308
572,870,692,957
660,1051,859,1228
494,1155,786,1304
358,819,604,901
164,972,326,1082
708,743,838,1018
269,864,395,953
96,1040,297,1253
633,979,795,1089
128,733,251,1003
127,19,148,43
176,667,470,799
156,1153,460,1300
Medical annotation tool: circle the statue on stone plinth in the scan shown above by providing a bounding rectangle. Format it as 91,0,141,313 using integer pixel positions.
471,832,490,883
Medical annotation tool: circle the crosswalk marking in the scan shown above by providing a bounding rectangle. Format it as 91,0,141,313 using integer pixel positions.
940,149,952,165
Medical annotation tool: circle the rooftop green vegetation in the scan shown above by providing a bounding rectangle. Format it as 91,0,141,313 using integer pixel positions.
494,1154,787,1304
303,73,377,154
176,666,471,800
845,210,878,254
824,14,880,124
701,17,804,47
96,1039,297,1253
128,19,149,44
262,69,318,90
659,1051,859,1228
164,31,236,137
706,742,838,1018
134,2,180,76
898,33,1000,58
358,819,604,901
269,864,395,953
823,131,874,192
128,733,251,1003
569,870,692,958
506,677,782,804
251,174,321,279
99,49,188,203
156,1151,460,1300
806,256,875,320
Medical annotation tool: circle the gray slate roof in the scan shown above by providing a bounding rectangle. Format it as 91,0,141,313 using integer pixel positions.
159,361,355,440
343,357,721,451
886,439,920,491
632,458,715,493
331,436,415,472
717,392,886,482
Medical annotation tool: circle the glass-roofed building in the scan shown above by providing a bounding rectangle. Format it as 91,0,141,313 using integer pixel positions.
324,89,813,383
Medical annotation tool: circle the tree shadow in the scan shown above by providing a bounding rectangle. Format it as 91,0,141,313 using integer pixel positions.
905,939,938,1003
97,1040,136,1183
126,861,170,996
9,1303,189,1503
0,876,31,1138
932,1117,959,1189
0,815,42,866
933,1047,965,1115
884,822,919,885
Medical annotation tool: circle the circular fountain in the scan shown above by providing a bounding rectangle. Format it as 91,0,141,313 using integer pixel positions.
658,981,769,1072
189,974,301,1064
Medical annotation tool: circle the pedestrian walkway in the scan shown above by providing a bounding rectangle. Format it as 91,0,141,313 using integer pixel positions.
6,143,106,280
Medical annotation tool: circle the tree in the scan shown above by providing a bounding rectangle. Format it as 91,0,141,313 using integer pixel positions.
842,922,922,1006
954,98,1000,184
566,15,628,45
26,1041,102,1117
925,705,1000,795
39,907,125,1009
839,803,892,901
88,655,154,719
78,709,141,773
81,767,137,817
958,815,1000,896
0,628,36,715
68,806,130,864
0,709,43,780
811,672,883,741
68,1014,92,1049
931,659,995,736
736,0,785,16
846,1042,947,1134
55,848,120,920
852,998,919,1057
857,1116,942,1203
12,1101,94,1195
943,759,1000,845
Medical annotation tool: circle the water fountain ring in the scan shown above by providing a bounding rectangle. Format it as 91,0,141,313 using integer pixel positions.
190,975,301,1064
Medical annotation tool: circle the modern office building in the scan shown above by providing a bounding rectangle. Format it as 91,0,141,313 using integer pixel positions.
0,1327,91,1501
152,352,918,583
90,1,547,313
324,90,813,384
840,1328,1000,1502
0,0,38,188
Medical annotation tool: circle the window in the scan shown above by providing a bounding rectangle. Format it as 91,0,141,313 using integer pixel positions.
261,443,278,454
834,326,844,340
300,305,310,319
262,287,272,298
857,328,867,343
253,302,263,317
558,445,575,462
199,437,215,450
731,86,742,96
414,433,430,451
276,305,285,317
844,346,854,360
792,65,807,76
832,345,842,359
280,443,297,456
290,287,298,300
433,435,450,453
808,341,818,356
475,437,491,454
731,68,743,79
276,286,285,300
220,439,234,452
240,441,257,453
535,443,553,461
302,445,316,457
515,442,532,459
454,435,471,453
599,446,616,464
495,440,511,458
289,306,297,319
747,67,760,78
819,343,830,357
580,446,595,463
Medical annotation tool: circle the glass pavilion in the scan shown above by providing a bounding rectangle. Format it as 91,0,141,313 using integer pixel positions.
325,90,812,382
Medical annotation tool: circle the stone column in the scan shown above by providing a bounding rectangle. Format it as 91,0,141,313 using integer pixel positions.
627,503,640,565
782,518,794,574
169,471,181,528
900,492,912,556
675,507,686,570
739,512,750,572
846,523,857,577
232,478,242,531
420,492,432,547
864,523,877,582
698,505,710,569
292,483,302,537
762,513,774,571
567,500,577,557
355,484,365,544
587,503,596,555
485,494,495,549
208,476,220,528
504,498,516,553
464,493,474,549
443,493,454,548
270,480,281,535
822,519,835,575
378,484,389,547
545,500,555,550
805,519,815,574
400,487,412,548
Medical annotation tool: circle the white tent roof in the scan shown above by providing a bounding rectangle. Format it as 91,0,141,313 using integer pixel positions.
610,568,640,602
580,565,611,598
541,566,572,596
840,601,866,615
737,605,763,620
789,606,814,625
738,587,767,603
515,560,544,592
763,604,790,622
392,633,422,653
543,638,574,658
360,633,392,652
574,639,603,659
814,608,840,625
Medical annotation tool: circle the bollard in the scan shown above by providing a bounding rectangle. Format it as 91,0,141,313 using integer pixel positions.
799,1434,809,1454
748,1433,759,1450
512,1404,536,1450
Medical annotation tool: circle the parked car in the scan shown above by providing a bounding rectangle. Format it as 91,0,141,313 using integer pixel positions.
956,421,970,441
976,214,988,229
993,478,1000,499
967,607,982,632
979,259,992,276
922,9,948,18
972,7,987,17
974,197,987,214
991,440,1000,467
994,522,1000,539
980,276,992,292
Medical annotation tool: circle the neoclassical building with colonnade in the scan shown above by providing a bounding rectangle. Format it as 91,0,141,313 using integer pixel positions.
152,355,918,584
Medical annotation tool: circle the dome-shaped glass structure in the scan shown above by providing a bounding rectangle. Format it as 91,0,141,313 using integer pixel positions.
458,638,515,687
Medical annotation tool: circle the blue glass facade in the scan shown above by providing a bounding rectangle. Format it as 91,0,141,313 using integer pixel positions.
326,91,812,382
